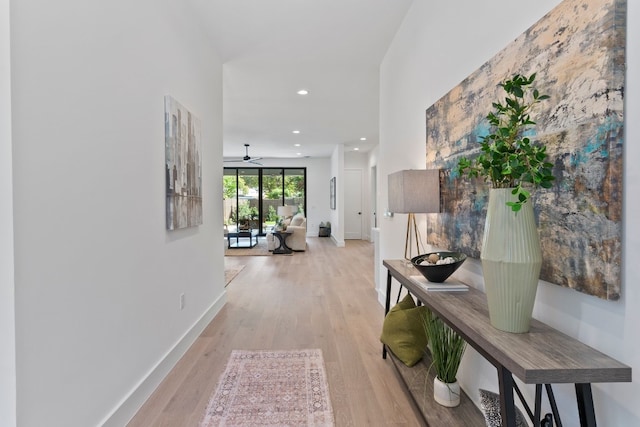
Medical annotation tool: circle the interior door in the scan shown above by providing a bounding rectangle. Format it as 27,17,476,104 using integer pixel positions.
344,169,362,239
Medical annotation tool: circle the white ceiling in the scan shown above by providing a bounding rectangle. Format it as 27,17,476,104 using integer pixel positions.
187,0,414,161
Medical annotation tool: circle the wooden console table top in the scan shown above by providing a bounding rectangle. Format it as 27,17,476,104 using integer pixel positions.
383,259,631,385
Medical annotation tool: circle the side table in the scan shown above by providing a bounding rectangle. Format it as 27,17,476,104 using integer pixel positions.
272,230,292,254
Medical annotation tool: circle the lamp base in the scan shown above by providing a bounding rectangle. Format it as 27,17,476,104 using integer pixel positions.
404,213,423,261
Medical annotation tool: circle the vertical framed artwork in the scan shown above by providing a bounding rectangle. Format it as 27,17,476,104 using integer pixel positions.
165,95,203,230
330,177,336,210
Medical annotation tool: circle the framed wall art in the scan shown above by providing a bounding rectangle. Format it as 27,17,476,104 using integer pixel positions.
330,177,336,210
165,95,203,230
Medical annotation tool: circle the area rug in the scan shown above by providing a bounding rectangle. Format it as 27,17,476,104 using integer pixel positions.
224,239,271,256
200,349,334,427
224,265,245,287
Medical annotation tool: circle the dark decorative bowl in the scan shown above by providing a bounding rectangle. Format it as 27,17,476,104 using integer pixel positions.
411,252,467,283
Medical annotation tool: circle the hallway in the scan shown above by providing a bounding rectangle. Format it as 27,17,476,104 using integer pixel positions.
129,238,420,426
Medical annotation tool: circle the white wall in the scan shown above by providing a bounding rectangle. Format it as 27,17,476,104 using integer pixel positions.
236,157,332,236
367,146,379,236
330,145,345,246
1,0,16,424
11,0,225,425
380,0,640,425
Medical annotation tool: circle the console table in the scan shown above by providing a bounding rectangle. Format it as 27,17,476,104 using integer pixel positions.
383,259,632,427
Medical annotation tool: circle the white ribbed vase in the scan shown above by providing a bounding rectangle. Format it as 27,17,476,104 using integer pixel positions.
481,188,542,333
433,378,461,407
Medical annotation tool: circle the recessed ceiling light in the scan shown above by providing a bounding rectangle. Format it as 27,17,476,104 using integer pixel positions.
354,147,360,151
297,89,309,95
292,130,300,134
296,152,302,156
294,143,301,147
360,137,367,141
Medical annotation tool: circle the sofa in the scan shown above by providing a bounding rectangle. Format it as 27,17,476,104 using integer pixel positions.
266,213,307,251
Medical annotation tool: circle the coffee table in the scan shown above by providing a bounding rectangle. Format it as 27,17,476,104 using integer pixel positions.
227,229,259,249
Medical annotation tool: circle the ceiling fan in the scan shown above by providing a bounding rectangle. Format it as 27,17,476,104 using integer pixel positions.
224,144,263,165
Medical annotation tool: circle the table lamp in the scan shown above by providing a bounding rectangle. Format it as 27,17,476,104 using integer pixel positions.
388,169,441,260
277,205,295,220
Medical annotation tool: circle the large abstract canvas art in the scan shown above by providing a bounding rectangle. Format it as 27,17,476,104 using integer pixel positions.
165,96,203,230
425,0,625,300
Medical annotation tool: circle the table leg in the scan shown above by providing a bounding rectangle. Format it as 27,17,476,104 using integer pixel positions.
498,366,518,427
576,384,596,427
545,384,563,427
513,381,534,422
273,233,292,254
383,270,392,359
534,385,543,427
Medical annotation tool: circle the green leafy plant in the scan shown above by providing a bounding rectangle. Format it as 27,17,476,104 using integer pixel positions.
228,207,236,224
457,73,554,212
266,205,278,222
238,204,259,220
423,310,466,384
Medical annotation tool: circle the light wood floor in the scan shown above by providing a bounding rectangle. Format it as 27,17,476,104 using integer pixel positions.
128,237,421,426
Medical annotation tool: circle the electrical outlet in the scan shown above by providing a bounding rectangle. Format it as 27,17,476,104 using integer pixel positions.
179,293,185,310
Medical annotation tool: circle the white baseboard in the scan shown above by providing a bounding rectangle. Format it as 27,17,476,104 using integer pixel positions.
100,292,227,426
377,288,386,307
331,235,345,247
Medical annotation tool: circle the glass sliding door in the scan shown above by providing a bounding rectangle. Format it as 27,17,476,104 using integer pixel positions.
284,168,305,216
223,167,306,235
237,168,259,231
262,169,283,234
223,168,239,232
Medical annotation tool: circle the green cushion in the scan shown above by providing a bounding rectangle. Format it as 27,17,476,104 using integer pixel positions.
380,293,428,367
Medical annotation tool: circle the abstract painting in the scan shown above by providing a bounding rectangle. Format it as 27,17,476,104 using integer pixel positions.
165,95,203,230
425,0,625,300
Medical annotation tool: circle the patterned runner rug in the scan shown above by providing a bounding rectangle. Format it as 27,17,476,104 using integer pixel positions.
200,349,334,427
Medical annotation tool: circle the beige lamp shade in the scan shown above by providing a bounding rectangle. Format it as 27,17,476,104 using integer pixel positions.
277,205,295,218
388,169,441,261
388,169,440,214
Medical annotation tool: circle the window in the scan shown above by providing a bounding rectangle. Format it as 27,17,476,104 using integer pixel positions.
223,167,307,234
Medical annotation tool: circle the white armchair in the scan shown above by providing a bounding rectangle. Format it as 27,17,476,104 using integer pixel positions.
267,213,307,251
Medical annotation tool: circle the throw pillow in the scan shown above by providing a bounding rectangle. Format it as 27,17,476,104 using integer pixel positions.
478,389,527,427
380,293,428,367
395,292,417,310
291,214,304,226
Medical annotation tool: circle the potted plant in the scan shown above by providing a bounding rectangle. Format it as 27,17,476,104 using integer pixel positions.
457,73,554,211
457,73,554,333
423,310,466,407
